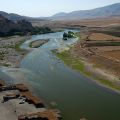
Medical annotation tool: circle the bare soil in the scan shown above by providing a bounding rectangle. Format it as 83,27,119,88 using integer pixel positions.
32,17,120,28
88,33,120,41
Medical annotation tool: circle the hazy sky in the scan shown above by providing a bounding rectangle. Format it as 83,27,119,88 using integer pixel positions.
0,0,120,17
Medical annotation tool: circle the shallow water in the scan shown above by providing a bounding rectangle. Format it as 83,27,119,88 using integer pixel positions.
1,30,120,120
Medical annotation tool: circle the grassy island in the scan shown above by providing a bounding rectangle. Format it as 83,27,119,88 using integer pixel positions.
29,39,49,48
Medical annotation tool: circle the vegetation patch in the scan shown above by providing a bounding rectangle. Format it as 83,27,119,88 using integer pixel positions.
55,50,120,91
63,31,77,40
2,63,11,67
31,27,52,35
15,39,26,52
56,51,86,74
29,39,49,48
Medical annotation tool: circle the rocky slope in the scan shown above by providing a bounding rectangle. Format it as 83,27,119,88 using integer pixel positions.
0,15,33,36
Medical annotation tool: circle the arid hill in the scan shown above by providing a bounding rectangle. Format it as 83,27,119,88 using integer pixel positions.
51,3,120,20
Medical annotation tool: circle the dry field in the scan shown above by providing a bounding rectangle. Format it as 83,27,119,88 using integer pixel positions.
31,17,120,28
72,30,120,77
88,33,120,41
100,50,120,62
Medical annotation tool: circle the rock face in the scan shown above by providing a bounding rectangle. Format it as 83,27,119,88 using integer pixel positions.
0,15,34,36
17,19,33,32
0,15,16,34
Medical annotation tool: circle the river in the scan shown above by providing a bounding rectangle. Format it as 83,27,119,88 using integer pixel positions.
0,30,120,120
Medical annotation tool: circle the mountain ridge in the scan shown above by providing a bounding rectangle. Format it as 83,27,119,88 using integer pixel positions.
0,11,47,21
0,3,120,21
51,3,120,20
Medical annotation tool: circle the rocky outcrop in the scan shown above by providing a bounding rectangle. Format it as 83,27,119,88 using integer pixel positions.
17,19,33,32
0,15,34,36
0,15,16,34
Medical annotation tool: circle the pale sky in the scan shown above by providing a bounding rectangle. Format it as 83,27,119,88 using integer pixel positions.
0,0,120,17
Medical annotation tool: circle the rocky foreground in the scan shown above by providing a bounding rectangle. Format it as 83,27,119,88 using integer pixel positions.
0,81,61,120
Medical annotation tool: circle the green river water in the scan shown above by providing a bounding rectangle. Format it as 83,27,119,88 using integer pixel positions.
0,30,120,120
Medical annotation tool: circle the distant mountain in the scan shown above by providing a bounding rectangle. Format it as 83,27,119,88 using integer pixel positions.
51,3,120,20
0,11,47,22
1,3,120,21
52,12,66,18
0,11,24,21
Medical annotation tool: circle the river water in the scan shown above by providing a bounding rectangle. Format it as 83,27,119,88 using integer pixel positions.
0,30,120,120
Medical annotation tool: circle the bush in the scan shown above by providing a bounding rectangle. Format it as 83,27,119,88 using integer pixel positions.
63,31,75,40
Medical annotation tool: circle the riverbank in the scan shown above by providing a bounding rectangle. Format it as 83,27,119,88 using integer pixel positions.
0,34,62,120
56,50,120,92
55,31,120,92
0,36,29,68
